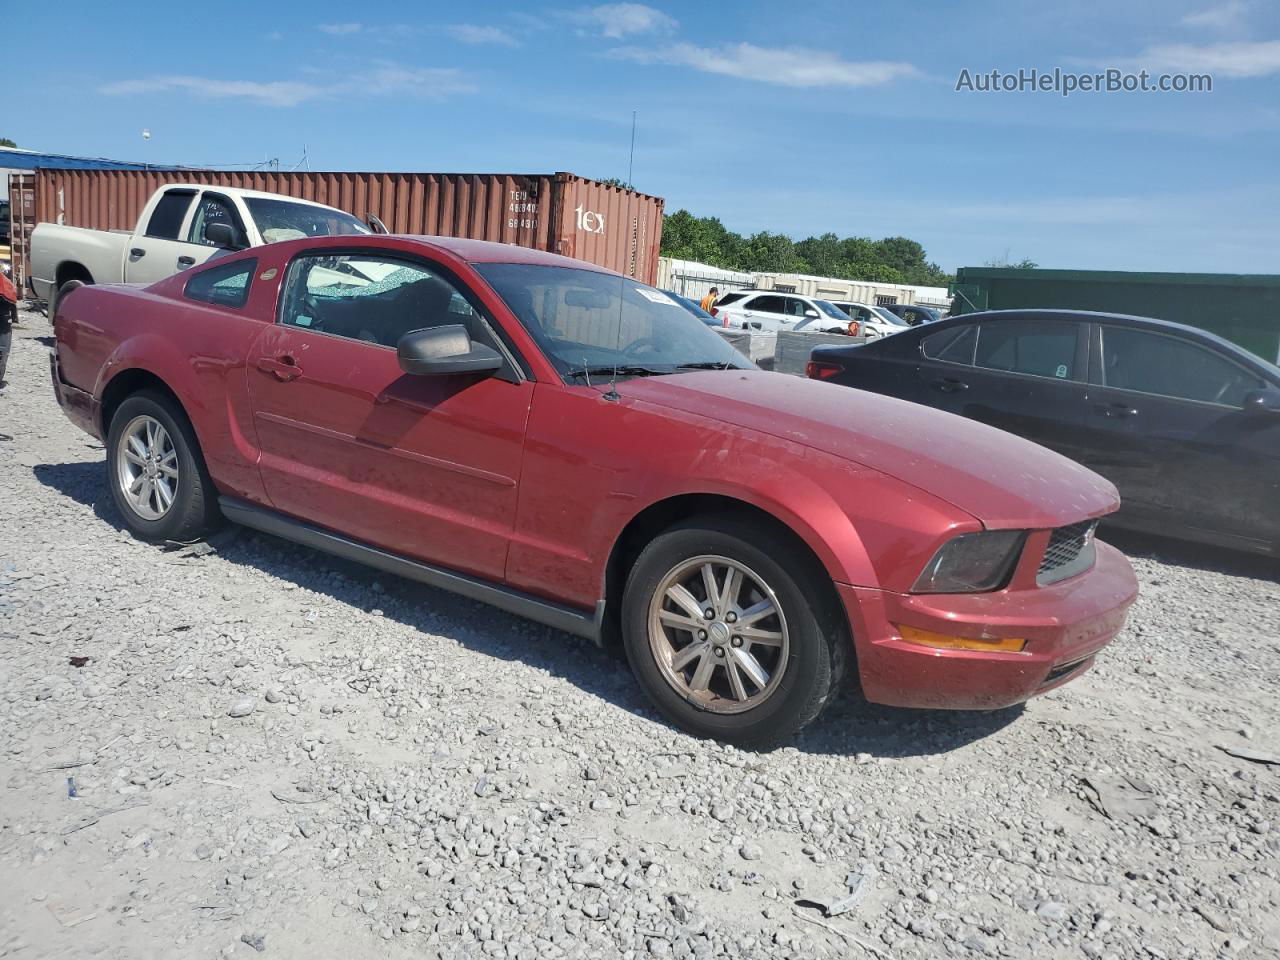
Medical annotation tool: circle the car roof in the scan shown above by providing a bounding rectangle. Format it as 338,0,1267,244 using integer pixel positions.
161,184,351,211
946,308,1218,339
926,309,1278,370
396,236,619,273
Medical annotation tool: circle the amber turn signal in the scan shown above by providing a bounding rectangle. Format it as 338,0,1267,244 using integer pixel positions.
896,625,1026,653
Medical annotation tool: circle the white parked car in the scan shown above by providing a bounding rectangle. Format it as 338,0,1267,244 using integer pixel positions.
829,301,912,340
30,184,374,315
713,291,853,333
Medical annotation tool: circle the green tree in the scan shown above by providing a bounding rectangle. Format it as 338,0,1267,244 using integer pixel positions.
0,137,15,148
794,233,842,277
660,210,955,285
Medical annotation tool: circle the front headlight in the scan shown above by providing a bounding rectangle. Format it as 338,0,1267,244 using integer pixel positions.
912,530,1026,594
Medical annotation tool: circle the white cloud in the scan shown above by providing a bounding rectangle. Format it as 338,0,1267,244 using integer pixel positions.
611,42,918,88
101,64,475,108
447,24,520,47
1181,0,1250,30
1135,39,1280,77
318,22,363,35
571,4,677,39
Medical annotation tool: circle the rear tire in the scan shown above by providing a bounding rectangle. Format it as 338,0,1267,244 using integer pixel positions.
622,517,842,749
106,390,219,542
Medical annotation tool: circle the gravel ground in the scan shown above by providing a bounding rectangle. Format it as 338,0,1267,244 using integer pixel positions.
2,307,1279,960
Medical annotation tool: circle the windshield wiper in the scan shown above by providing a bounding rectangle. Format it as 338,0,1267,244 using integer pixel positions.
565,364,668,382
675,361,736,370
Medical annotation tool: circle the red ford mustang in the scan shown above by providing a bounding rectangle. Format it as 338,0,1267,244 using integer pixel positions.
50,235,1138,747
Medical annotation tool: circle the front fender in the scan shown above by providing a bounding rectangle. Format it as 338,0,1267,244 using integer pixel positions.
603,443,978,594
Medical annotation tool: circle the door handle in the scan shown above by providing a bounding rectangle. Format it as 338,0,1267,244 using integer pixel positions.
177,255,195,267
932,377,969,392
129,247,146,259
1096,402,1138,418
256,356,302,382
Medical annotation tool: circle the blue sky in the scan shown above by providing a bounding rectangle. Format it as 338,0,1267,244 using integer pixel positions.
10,0,1280,272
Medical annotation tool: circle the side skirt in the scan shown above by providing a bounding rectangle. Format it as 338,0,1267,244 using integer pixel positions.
218,496,605,644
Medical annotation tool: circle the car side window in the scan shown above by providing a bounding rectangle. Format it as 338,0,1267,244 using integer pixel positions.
145,191,195,240
187,193,242,247
975,319,1079,380
716,292,746,307
184,258,256,309
921,325,977,364
279,253,498,351
1100,326,1264,406
781,297,808,318
747,295,784,314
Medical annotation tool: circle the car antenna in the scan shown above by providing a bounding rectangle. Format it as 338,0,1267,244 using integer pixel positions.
604,275,624,402
604,204,640,403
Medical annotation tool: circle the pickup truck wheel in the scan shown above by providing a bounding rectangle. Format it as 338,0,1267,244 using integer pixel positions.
106,391,218,542
622,518,838,749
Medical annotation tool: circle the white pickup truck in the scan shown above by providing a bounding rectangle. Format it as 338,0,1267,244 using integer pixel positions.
30,184,374,312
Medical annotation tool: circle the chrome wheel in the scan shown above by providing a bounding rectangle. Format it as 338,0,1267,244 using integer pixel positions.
115,415,178,521
647,555,790,715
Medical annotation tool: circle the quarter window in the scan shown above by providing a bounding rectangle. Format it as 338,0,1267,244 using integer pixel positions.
922,325,977,364
185,258,256,309
279,253,495,351
145,190,195,240
974,319,1079,380
1100,326,1264,406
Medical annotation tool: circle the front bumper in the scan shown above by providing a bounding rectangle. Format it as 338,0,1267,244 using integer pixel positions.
839,541,1138,710
49,349,101,440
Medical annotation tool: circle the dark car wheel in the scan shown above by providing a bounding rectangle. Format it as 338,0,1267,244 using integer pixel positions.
106,390,219,542
622,517,842,749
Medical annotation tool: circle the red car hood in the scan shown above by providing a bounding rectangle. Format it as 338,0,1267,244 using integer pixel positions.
623,370,1119,530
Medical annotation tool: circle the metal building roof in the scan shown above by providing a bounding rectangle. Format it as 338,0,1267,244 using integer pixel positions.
0,147,180,172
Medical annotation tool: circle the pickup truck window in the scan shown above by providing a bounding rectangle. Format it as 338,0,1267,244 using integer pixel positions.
244,198,369,243
146,190,196,240
184,258,256,309
188,194,244,247
280,253,495,351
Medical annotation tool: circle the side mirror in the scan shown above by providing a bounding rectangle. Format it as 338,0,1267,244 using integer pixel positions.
397,325,503,377
1242,388,1280,415
804,309,819,319
205,222,242,249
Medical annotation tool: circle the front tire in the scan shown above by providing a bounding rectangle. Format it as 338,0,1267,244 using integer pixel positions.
622,518,841,749
106,390,219,542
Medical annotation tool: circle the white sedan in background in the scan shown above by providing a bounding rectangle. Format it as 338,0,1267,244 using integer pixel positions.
829,301,912,340
713,291,853,333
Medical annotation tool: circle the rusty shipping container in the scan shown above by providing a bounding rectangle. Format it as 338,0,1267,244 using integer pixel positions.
23,168,664,285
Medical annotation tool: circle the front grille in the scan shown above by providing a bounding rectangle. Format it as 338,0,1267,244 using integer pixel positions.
1037,520,1098,585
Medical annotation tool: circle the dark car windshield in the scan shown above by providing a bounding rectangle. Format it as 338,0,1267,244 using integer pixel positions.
244,197,370,242
476,263,752,379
